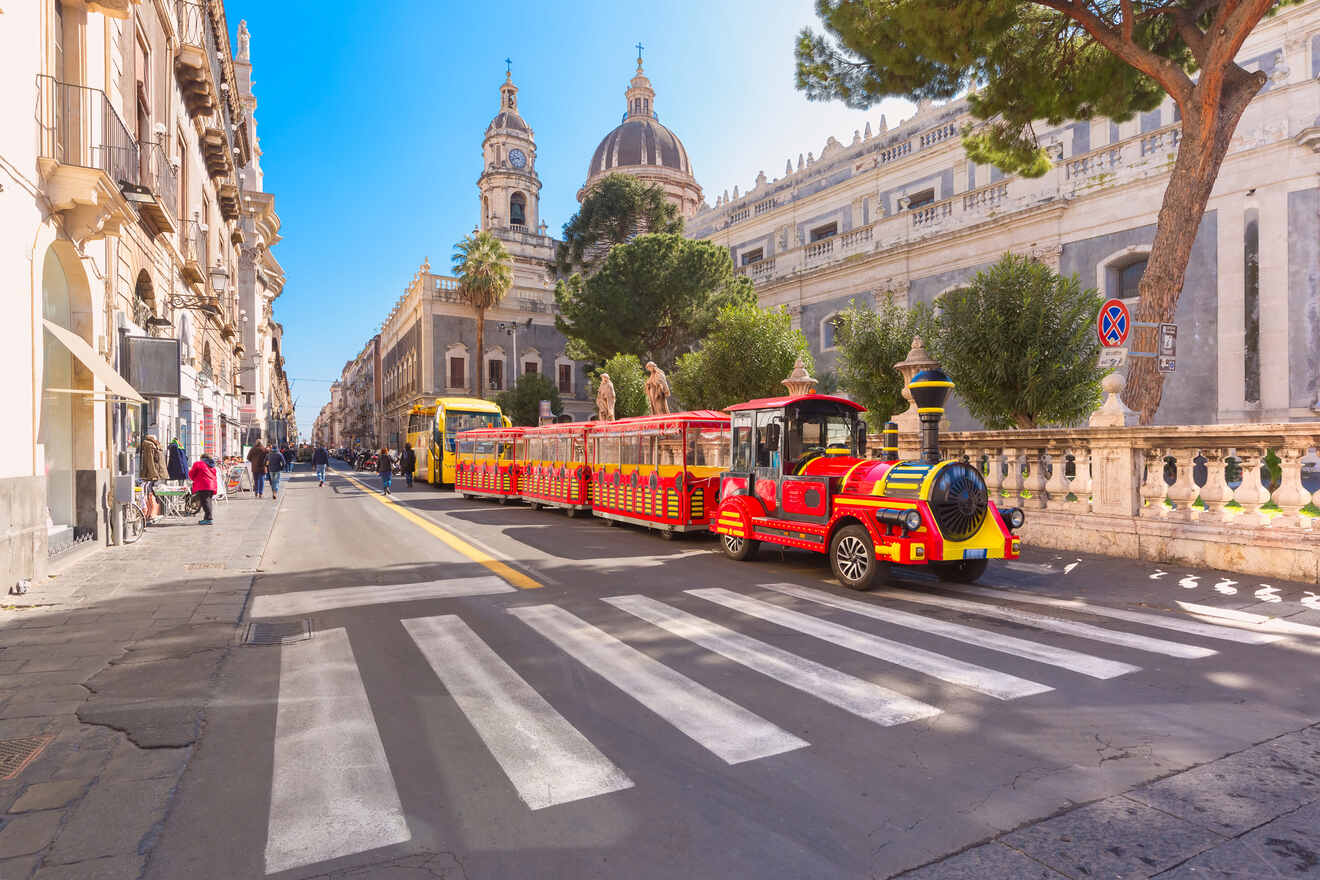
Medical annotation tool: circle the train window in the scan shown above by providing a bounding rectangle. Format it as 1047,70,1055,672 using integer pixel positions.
516,439,527,459
657,435,681,466
600,435,620,464
688,428,731,468
619,436,638,465
456,439,473,454
731,415,753,472
755,411,783,470
640,436,656,466
557,437,570,461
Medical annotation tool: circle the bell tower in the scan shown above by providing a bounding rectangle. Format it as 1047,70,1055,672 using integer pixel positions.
478,66,541,234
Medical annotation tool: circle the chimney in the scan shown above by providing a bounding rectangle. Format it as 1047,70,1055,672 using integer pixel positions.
880,421,899,462
907,368,953,464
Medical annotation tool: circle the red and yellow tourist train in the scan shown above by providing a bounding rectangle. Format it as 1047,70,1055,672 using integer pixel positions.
453,369,1023,589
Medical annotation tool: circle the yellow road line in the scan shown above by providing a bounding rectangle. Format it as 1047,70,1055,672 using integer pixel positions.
338,470,542,590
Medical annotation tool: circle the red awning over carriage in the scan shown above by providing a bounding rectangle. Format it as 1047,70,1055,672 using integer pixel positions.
724,394,865,413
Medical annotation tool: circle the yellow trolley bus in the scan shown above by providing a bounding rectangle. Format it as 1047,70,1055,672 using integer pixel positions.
417,397,508,486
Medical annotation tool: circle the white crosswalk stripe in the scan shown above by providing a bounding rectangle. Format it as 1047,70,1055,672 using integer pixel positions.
265,628,409,875
603,594,941,726
249,576,514,618
509,604,808,764
688,588,1051,700
758,583,1139,680
403,614,634,810
870,588,1217,659
961,584,1285,645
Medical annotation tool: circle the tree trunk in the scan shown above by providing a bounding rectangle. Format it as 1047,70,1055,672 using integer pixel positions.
1122,66,1265,424
475,306,486,399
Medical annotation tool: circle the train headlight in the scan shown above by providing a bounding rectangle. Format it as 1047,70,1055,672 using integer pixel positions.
902,510,923,532
1000,507,1025,530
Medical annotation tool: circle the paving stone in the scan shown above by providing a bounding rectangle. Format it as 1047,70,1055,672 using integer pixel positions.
99,743,190,782
0,811,64,859
8,781,88,813
1001,796,1223,879
44,777,174,863
1156,800,1320,878
0,853,40,879
0,660,28,674
0,702,83,720
897,842,1069,879
1128,739,1320,835
33,854,146,880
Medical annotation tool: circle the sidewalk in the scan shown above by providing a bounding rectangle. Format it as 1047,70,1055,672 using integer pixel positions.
0,491,279,880
898,722,1320,879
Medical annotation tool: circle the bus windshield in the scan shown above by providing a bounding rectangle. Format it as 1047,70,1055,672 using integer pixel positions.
441,411,502,450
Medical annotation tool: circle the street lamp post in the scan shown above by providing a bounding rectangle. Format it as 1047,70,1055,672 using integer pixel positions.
498,317,533,387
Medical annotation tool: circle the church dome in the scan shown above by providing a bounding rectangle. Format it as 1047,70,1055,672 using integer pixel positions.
580,56,702,217
487,110,528,135
588,116,691,177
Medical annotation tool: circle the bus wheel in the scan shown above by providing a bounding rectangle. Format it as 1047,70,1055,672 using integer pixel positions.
830,524,882,591
931,558,988,584
721,533,758,561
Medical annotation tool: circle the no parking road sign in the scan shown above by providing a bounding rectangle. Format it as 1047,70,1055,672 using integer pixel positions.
1097,299,1130,347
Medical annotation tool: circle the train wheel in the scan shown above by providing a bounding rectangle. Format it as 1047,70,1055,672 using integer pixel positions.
721,533,758,561
565,507,577,518
657,528,676,541
932,558,989,584
830,525,880,591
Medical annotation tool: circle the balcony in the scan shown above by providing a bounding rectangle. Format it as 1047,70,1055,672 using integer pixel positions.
200,112,234,179
35,75,139,241
127,141,177,236
179,218,207,286
174,0,219,120
217,180,240,221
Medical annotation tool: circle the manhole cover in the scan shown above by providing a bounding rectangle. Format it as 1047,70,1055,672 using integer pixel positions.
0,735,54,780
184,562,226,570
243,619,312,646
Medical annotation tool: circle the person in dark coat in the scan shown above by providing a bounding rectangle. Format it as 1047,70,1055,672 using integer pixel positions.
312,445,329,486
376,447,395,496
167,439,188,481
139,434,168,522
399,443,416,488
247,442,269,498
265,447,286,499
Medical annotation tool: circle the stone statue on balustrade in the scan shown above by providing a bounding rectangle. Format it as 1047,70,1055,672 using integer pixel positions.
595,372,616,422
644,361,671,415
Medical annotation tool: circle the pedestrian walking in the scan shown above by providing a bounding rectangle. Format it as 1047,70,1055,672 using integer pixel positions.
283,445,295,473
139,432,168,523
400,442,416,489
189,453,218,525
247,442,269,498
312,444,329,486
376,447,395,496
266,446,286,499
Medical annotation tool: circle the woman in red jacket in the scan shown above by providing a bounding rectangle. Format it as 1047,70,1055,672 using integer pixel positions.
189,454,218,525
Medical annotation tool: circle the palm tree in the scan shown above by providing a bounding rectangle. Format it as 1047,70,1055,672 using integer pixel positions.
452,231,513,399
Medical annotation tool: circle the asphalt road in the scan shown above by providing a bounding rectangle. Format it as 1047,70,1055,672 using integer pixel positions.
146,462,1320,880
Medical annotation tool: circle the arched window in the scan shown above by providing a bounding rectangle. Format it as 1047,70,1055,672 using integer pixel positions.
1098,246,1151,307
509,192,527,227
133,271,154,328
821,313,843,351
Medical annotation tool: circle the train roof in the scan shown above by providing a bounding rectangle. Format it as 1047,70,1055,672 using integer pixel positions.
589,410,730,433
454,427,524,441
523,421,596,435
725,393,866,413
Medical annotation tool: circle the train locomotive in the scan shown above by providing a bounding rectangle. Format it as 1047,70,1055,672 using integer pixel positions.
710,368,1024,590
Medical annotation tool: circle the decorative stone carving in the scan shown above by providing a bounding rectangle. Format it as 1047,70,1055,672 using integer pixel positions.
1090,372,1137,426
892,335,937,437
644,361,671,415
782,358,818,396
595,372,616,421
237,20,251,61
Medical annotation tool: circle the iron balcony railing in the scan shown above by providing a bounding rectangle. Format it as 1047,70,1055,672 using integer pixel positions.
36,75,139,187
179,217,208,270
144,141,178,222
175,0,205,46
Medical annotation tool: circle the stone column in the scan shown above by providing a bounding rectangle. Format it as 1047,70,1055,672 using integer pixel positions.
1198,448,1235,522
1232,449,1270,527
1044,445,1071,508
1271,447,1312,529
1164,448,1199,521
1089,436,1141,517
1001,448,1024,507
1022,448,1048,509
1139,448,1169,519
983,447,1004,503
1068,445,1095,512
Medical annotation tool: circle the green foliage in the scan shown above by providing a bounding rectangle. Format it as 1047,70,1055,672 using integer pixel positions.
557,174,683,276
587,353,649,419
555,233,756,369
927,253,1105,429
834,293,927,424
452,231,513,313
670,303,813,412
494,373,563,427
796,1,1184,176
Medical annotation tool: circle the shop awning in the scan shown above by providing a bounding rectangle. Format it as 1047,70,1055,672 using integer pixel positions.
43,319,146,403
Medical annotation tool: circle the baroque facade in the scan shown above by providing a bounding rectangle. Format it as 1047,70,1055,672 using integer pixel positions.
1,0,293,589
687,3,1320,429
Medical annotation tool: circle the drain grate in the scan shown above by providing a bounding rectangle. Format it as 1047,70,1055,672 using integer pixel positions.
0,735,54,780
243,619,312,646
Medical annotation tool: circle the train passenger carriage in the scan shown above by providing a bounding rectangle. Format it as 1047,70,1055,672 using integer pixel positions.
518,422,594,515
454,427,524,502
589,411,731,536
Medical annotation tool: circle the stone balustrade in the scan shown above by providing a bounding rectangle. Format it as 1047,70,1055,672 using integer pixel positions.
870,422,1320,583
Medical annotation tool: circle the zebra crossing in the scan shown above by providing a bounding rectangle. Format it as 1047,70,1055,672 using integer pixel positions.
260,579,1292,875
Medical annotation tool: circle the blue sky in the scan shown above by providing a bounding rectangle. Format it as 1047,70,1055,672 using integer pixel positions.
229,1,915,429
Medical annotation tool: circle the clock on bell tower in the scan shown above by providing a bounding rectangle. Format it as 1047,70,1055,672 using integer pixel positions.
478,69,541,233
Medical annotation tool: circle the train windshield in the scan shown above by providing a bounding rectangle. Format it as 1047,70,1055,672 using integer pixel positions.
785,403,859,470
